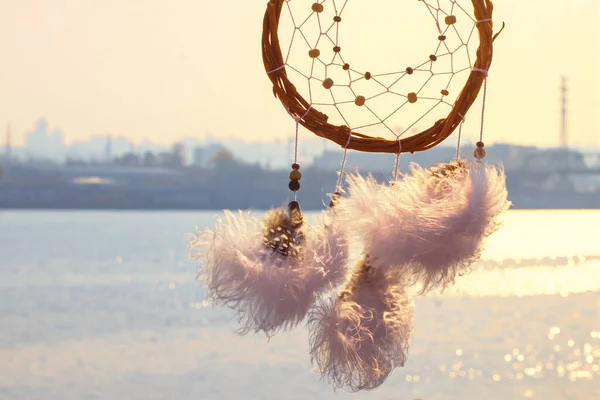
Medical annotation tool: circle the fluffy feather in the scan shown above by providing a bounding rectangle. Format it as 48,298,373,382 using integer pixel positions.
189,206,350,335
394,161,511,292
335,160,511,293
308,208,351,292
308,257,413,392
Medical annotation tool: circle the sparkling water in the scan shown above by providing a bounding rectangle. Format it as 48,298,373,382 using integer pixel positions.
1,210,599,400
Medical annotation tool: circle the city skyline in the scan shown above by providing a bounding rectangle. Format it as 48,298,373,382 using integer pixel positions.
1,0,599,148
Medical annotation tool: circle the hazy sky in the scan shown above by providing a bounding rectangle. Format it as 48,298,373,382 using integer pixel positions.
0,0,598,148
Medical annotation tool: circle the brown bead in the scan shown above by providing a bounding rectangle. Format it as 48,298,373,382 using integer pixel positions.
429,54,437,62
438,35,446,41
354,95,366,106
474,147,486,159
322,78,334,89
407,92,418,103
445,15,457,25
333,46,341,53
308,49,320,58
333,16,342,22
291,163,300,170
364,72,371,80
476,141,485,148
311,3,324,13
406,67,414,75
289,180,300,191
441,89,449,96
342,63,350,70
289,170,302,181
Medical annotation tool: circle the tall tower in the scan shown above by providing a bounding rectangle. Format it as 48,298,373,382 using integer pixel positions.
105,134,112,162
560,76,568,148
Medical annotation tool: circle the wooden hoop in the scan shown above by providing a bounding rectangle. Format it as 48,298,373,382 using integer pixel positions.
262,0,500,154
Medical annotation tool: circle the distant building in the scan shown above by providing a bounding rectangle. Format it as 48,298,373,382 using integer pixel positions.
192,144,227,168
25,118,66,160
193,147,204,167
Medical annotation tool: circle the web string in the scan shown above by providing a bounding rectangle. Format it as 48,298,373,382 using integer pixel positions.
279,0,484,141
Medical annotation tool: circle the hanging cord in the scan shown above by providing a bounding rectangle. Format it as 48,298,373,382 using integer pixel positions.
472,68,489,163
478,78,488,144
392,139,402,182
455,113,465,160
289,106,312,201
330,131,353,207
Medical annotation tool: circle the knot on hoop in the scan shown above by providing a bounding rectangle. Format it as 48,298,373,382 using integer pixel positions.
267,64,285,74
289,106,313,124
343,130,353,149
472,68,489,77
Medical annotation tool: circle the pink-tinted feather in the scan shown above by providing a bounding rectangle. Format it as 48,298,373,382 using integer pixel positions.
189,207,350,335
334,160,510,293
308,257,413,392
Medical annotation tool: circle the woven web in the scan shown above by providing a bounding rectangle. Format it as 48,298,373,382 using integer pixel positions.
278,0,480,140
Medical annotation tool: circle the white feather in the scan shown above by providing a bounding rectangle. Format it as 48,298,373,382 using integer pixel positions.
309,259,414,392
189,208,350,335
334,160,511,292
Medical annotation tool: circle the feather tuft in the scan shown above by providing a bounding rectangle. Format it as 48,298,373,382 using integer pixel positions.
335,160,511,293
189,207,350,336
308,257,413,392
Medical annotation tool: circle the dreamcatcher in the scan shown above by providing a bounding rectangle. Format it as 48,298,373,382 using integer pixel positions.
190,0,509,392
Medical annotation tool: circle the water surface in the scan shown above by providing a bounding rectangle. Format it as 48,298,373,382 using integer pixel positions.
0,210,599,400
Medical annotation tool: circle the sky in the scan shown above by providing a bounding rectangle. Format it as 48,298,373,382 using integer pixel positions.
0,0,598,148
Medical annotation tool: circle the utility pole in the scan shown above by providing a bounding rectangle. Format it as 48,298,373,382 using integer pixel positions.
560,76,568,148
105,134,112,162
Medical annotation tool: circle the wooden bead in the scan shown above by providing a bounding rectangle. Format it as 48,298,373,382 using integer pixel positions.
289,180,300,191
354,95,366,106
476,141,485,148
289,170,302,181
445,15,457,25
438,35,446,41
474,147,486,159
328,192,341,208
311,3,324,13
364,72,371,80
308,49,320,58
441,89,449,96
291,163,300,170
342,63,350,70
333,16,342,22
322,78,334,89
333,46,341,53
429,54,437,62
406,67,414,75
407,92,418,103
